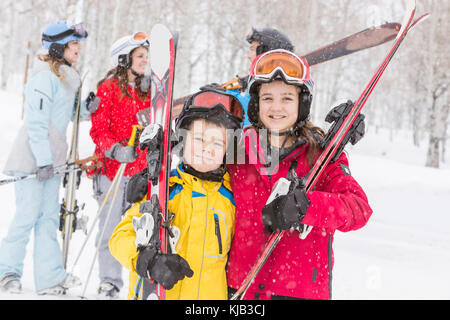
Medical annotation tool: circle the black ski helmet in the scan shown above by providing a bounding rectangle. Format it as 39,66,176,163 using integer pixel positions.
246,27,295,56
174,88,245,181
247,50,314,134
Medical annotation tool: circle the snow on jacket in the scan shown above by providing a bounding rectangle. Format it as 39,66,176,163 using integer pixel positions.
226,128,373,300
89,78,149,181
109,163,236,300
3,55,90,175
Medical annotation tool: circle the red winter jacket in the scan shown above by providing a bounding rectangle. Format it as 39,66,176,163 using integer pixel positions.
226,128,372,300
90,78,149,181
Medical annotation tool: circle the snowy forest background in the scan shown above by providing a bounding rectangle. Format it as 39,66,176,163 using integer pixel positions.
0,0,449,300
0,0,448,169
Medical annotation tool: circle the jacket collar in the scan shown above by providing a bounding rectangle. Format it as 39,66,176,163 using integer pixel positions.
173,163,231,192
32,52,81,95
243,127,308,177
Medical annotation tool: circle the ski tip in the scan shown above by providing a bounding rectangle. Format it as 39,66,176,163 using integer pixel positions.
172,30,180,49
395,0,417,40
407,13,430,32
151,23,172,36
416,13,431,25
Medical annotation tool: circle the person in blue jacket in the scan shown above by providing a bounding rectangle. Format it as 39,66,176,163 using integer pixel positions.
0,21,96,295
226,27,295,127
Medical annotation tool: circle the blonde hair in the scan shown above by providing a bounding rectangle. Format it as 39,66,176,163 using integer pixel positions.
36,54,67,80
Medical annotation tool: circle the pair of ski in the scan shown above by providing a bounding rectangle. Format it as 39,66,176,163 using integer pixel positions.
170,20,403,117
134,0,428,300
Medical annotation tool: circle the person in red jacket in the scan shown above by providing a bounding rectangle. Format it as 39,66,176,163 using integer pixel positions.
226,49,373,300
89,32,150,299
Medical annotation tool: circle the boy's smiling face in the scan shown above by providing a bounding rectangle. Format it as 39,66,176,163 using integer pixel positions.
183,119,227,173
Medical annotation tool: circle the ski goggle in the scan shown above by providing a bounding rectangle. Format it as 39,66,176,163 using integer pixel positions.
42,23,88,42
71,23,88,38
250,49,310,86
128,32,150,49
110,32,149,57
131,32,150,44
189,91,244,120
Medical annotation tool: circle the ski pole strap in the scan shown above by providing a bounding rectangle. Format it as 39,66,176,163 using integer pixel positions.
286,161,298,181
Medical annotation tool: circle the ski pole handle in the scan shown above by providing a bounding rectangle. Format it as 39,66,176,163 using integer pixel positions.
128,125,144,147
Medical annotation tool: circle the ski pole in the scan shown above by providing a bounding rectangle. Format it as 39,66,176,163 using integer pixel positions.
70,125,143,273
0,167,82,186
78,125,142,298
69,161,124,271
80,164,126,298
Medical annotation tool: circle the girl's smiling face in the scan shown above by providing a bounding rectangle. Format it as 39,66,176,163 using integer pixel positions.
258,80,299,133
130,46,148,75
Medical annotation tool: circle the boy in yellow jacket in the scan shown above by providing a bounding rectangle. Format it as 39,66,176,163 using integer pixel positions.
109,88,244,299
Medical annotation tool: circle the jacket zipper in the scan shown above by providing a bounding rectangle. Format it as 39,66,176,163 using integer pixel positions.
197,180,207,299
213,214,223,255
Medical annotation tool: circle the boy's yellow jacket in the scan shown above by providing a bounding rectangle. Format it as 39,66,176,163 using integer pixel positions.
109,164,235,300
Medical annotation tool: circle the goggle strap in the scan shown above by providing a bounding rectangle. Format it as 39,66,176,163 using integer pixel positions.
110,39,149,57
42,29,75,42
42,26,87,43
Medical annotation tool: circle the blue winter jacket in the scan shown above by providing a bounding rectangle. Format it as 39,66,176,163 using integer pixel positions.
3,56,90,175
226,88,251,127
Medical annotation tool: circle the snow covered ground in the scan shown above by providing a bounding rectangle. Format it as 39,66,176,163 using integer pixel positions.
0,89,449,300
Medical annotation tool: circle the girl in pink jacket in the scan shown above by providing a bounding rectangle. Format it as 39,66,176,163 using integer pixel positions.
226,49,372,300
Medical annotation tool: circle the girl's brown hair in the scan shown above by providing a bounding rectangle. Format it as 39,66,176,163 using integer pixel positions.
297,121,326,168
97,66,148,101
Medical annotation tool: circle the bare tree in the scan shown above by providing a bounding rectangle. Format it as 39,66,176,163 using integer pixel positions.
0,0,448,169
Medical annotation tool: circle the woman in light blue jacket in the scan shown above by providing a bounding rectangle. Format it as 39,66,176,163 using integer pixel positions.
0,21,95,295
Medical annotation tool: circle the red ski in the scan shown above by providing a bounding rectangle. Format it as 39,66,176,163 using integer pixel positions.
136,24,177,300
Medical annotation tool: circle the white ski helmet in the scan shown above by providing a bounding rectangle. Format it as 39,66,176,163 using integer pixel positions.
110,32,149,68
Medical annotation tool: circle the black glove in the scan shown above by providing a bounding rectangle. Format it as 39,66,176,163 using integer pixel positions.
136,247,194,290
105,142,138,163
36,164,54,182
86,92,101,113
321,100,365,162
199,82,225,92
325,100,365,145
262,179,310,232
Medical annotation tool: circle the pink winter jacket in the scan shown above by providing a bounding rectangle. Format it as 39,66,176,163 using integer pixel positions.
226,128,373,300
